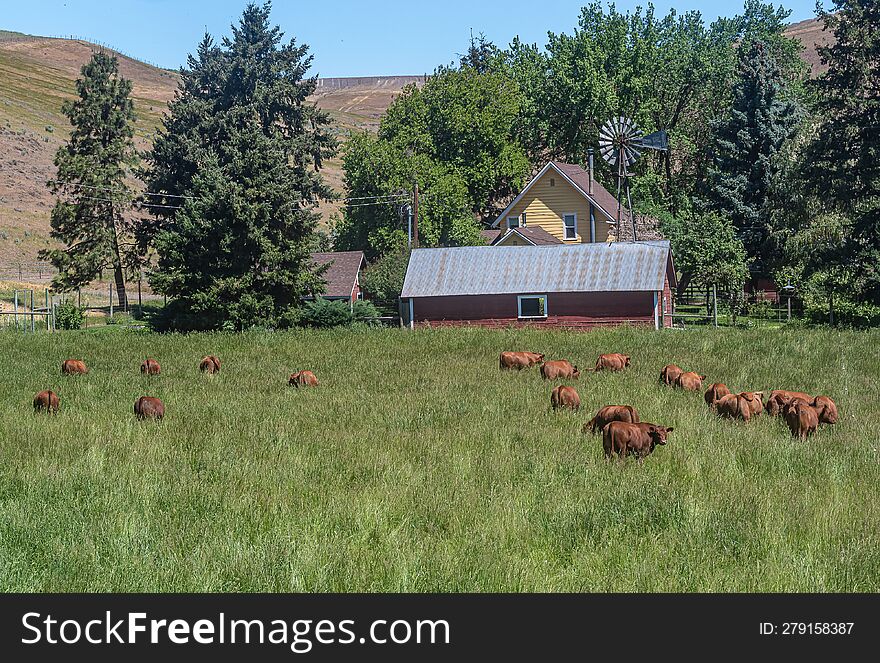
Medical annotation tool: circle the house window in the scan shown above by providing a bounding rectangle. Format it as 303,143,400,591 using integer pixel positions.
550,178,555,187
563,213,577,240
518,294,548,319
507,213,526,228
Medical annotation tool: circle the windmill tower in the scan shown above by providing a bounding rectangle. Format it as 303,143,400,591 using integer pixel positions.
598,117,668,242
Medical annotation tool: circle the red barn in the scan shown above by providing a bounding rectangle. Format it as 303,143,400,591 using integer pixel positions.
400,241,676,330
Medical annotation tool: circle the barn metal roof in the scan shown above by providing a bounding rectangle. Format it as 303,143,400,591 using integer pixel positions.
401,241,672,298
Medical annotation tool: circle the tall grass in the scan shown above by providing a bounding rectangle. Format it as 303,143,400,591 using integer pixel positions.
0,325,878,591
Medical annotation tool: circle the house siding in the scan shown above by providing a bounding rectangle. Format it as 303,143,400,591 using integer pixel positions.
505,169,611,243
410,292,654,330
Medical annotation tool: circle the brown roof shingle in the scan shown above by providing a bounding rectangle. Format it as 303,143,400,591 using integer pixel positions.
310,251,365,298
493,226,563,245
552,161,622,221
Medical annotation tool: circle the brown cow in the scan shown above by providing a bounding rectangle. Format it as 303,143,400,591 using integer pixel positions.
592,353,631,371
199,355,221,374
676,371,706,392
713,393,752,421
289,370,319,388
660,364,683,386
602,421,673,460
134,396,165,420
550,385,580,411
783,398,819,440
766,390,812,416
704,382,731,406
61,359,88,375
33,390,60,414
140,358,161,376
583,405,640,434
811,395,838,425
540,360,580,380
738,391,764,418
499,351,545,370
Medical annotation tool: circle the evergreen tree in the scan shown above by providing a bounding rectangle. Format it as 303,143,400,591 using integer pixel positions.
143,2,336,329
700,39,799,265
41,52,139,308
803,0,880,304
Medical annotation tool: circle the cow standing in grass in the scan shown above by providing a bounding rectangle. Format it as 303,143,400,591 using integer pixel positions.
660,364,683,386
766,390,812,416
602,421,673,460
811,396,838,424
134,396,165,420
592,353,630,371
783,398,819,440
61,359,88,375
676,371,706,391
289,371,319,388
141,358,161,375
499,352,544,370
583,405,640,434
550,385,580,411
200,355,221,374
540,360,579,380
704,383,731,406
33,390,60,414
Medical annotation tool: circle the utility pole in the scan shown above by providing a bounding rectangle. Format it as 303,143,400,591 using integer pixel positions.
412,182,419,248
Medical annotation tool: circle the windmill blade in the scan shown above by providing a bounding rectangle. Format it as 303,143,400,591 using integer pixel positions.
637,129,669,151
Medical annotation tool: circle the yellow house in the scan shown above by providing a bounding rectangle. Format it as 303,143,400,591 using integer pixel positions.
490,160,620,245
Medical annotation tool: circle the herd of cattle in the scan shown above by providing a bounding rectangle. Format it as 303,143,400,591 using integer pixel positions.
499,350,839,461
31,356,320,420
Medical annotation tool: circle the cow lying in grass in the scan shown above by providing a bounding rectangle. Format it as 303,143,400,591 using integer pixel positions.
540,360,579,380
61,359,88,375
499,351,544,370
289,370,319,388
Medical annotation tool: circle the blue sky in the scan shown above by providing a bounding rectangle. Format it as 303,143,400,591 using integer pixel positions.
4,0,822,76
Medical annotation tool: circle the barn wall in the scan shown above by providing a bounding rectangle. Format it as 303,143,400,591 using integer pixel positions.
411,292,655,329
505,169,611,243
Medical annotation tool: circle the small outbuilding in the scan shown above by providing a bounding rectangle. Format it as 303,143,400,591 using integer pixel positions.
309,251,366,303
400,241,676,330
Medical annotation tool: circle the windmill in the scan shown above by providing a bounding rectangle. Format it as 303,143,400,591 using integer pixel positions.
598,117,668,242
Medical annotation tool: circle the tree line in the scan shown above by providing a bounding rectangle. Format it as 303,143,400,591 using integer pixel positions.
41,0,879,329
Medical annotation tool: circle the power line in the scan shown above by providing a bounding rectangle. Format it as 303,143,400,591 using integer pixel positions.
48,181,196,200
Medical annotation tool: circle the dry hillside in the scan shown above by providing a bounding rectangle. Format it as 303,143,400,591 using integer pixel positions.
0,21,831,274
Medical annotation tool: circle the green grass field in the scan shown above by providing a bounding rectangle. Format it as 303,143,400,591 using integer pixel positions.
1,325,878,591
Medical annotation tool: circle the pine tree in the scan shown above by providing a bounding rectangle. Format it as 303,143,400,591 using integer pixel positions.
803,0,880,304
143,2,336,329
41,52,139,308
700,39,799,266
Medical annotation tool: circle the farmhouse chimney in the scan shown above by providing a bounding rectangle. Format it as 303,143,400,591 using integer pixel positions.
587,149,594,194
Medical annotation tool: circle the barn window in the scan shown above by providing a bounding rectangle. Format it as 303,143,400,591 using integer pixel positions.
518,294,548,319
563,213,577,240
550,178,555,186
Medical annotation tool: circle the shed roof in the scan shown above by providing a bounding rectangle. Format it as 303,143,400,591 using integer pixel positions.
401,241,672,298
311,251,365,298
492,226,563,246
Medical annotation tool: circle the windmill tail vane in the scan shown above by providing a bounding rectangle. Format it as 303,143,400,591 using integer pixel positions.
597,116,668,242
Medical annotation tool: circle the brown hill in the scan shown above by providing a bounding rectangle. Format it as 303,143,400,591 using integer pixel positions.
0,21,832,274
783,17,833,76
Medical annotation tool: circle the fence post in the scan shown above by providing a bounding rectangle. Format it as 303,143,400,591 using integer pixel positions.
30,289,35,332
14,290,18,327
109,281,114,319
713,284,718,328
45,288,50,331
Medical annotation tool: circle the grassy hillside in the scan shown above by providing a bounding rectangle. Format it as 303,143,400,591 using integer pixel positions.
0,326,877,591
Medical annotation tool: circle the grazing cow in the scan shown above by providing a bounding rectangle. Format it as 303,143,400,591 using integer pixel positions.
676,371,706,392
199,355,221,374
766,390,812,416
140,358,161,376
550,385,580,411
704,382,731,406
660,364,683,386
583,405,640,434
33,390,60,414
540,360,580,380
134,396,165,420
738,391,764,418
811,396,838,425
499,351,545,370
61,359,88,375
592,353,631,371
713,393,753,422
289,370,319,388
602,421,673,460
783,398,819,440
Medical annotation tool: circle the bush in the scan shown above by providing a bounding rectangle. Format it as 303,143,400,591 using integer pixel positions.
54,299,85,330
297,298,353,328
361,247,411,313
351,299,382,323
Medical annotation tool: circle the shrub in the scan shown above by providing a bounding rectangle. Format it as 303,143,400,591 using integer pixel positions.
361,247,411,313
54,299,85,330
298,298,353,328
351,299,382,323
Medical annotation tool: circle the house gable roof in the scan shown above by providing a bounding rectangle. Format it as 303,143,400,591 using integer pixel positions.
492,226,563,246
311,251,366,298
401,241,673,298
490,161,620,229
